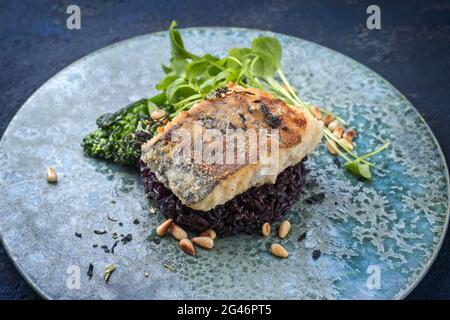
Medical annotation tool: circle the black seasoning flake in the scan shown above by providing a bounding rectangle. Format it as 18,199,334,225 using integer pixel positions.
104,248,110,253
305,192,325,205
206,86,230,100
298,232,307,242
238,113,248,130
111,240,119,254
101,245,108,249
87,263,94,280
75,232,82,238
93,244,98,248
119,222,123,227
112,232,118,239
215,86,229,97
107,215,118,222
94,230,108,235
133,219,140,225
228,122,237,130
312,250,321,260
260,104,282,129
333,157,341,168
121,234,133,244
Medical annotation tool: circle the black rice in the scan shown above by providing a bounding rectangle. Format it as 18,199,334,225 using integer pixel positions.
139,159,305,236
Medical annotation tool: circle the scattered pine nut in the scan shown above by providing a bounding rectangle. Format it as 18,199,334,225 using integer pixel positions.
310,106,322,120
192,237,214,249
200,229,216,240
46,166,58,183
170,224,188,240
270,243,289,258
323,114,335,126
156,219,173,237
328,119,341,131
151,109,166,120
262,223,271,237
326,140,338,155
343,129,357,142
333,126,343,139
339,138,354,151
179,238,195,256
278,220,291,239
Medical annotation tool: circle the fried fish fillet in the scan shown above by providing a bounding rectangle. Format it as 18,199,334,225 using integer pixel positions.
141,84,323,211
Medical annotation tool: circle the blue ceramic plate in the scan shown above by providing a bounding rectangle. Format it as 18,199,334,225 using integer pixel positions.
0,28,448,299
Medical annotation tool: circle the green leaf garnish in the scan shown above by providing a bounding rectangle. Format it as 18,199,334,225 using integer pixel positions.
344,161,372,179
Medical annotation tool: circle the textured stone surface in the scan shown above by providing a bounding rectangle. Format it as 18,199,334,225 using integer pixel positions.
0,0,449,299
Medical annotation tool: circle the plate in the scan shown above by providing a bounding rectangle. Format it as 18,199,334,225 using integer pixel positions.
0,28,448,299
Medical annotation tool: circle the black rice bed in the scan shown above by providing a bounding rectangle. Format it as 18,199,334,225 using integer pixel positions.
140,160,305,236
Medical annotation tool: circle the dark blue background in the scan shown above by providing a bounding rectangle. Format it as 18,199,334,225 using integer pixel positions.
0,0,449,299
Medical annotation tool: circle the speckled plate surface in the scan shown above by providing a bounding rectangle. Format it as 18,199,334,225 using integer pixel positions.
0,28,448,300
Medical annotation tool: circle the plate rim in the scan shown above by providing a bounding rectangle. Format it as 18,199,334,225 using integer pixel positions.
0,26,449,300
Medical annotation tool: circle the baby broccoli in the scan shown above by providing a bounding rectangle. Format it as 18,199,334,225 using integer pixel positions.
82,94,164,166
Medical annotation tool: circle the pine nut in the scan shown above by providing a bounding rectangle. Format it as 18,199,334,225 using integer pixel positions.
270,243,289,258
278,220,291,239
200,229,216,240
328,119,341,131
339,138,354,151
156,219,173,237
310,106,322,120
170,224,188,240
343,129,357,142
192,237,214,249
326,140,338,156
333,126,343,139
179,239,195,256
47,166,57,183
323,114,335,126
262,223,271,237
151,109,166,120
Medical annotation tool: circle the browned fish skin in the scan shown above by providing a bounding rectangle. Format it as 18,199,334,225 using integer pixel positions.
141,84,322,210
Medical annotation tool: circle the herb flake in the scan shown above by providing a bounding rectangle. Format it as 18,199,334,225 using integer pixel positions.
121,234,132,244
87,263,94,280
